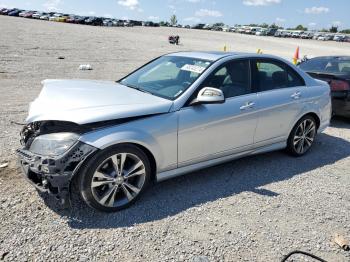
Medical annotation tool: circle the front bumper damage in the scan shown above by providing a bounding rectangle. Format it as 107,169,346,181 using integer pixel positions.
16,142,97,206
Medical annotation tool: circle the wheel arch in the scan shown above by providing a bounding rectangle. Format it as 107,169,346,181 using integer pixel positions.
127,142,157,182
72,141,158,184
301,112,320,130
289,111,321,136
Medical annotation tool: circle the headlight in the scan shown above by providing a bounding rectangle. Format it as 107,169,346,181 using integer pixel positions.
30,132,79,156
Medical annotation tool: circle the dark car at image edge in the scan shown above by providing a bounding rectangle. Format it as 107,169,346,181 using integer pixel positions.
299,56,350,118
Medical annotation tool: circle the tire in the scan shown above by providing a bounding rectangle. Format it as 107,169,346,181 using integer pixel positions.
77,144,151,212
286,115,317,157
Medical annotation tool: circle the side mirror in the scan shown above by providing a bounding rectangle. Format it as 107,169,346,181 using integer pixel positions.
190,87,225,105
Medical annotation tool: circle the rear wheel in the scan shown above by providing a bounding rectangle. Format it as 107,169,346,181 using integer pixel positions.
287,115,317,156
78,144,151,212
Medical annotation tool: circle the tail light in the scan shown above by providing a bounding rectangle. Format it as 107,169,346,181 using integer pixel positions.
330,80,350,91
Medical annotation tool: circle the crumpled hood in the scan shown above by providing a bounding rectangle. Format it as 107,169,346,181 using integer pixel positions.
26,79,173,124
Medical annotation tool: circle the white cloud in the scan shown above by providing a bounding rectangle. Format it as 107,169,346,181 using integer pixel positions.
195,8,222,17
88,11,96,15
243,0,281,6
43,0,61,11
304,6,329,14
332,21,341,26
117,0,141,11
308,22,317,27
276,17,285,22
187,0,201,2
148,16,159,21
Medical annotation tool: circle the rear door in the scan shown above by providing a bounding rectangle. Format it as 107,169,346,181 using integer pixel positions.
252,58,307,144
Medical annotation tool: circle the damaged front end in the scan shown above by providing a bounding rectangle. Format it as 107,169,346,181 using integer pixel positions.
16,121,97,206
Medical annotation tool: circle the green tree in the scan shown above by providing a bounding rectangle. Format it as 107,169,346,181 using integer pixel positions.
260,23,269,28
269,23,279,29
159,21,168,26
170,15,177,26
295,24,307,31
340,29,350,34
330,26,338,33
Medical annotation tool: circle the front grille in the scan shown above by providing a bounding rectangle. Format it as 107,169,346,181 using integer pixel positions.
16,148,34,160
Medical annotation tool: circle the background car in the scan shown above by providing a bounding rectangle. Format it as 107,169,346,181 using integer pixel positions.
56,14,69,22
23,11,34,18
333,35,346,42
7,9,22,16
301,32,314,39
291,31,302,38
103,19,113,26
3,8,16,15
39,14,50,20
84,17,103,26
266,28,278,36
113,19,124,26
74,16,88,24
49,13,61,21
32,12,43,19
123,20,134,27
191,23,205,29
317,34,333,41
256,28,267,36
274,29,282,37
299,56,350,118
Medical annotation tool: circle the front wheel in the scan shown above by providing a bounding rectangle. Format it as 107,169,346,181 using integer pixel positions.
78,144,151,212
287,115,317,156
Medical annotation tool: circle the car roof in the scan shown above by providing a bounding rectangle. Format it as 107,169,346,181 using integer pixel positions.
166,51,282,62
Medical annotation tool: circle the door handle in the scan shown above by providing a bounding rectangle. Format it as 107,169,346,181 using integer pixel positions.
240,101,255,110
291,91,301,99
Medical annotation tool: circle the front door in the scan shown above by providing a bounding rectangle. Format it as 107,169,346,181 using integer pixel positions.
177,59,259,166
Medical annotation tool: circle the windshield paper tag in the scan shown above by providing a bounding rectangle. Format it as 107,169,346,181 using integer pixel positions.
181,64,206,74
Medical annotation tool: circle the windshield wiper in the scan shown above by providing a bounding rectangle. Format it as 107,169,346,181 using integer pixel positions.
118,82,154,95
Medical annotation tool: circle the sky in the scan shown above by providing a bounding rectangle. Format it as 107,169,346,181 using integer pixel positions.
1,0,349,30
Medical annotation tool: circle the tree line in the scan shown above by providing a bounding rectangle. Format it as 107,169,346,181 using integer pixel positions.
161,15,350,34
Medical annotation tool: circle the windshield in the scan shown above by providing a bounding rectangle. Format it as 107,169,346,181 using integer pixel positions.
299,57,350,74
120,56,212,100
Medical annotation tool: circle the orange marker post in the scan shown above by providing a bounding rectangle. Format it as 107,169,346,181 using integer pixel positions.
293,46,300,65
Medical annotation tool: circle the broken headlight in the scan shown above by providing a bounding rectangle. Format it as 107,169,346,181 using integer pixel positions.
29,132,79,156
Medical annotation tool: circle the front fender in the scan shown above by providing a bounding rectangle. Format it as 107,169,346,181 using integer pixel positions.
79,113,178,173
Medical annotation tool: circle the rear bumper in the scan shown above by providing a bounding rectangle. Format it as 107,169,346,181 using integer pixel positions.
332,97,350,118
16,142,97,205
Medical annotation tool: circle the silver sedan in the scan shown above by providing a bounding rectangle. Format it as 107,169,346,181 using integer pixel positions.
17,52,331,212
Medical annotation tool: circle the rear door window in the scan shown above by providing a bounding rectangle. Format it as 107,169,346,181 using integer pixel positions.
253,59,304,91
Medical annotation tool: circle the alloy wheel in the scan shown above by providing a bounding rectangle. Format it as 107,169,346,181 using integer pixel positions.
293,119,316,154
91,153,146,207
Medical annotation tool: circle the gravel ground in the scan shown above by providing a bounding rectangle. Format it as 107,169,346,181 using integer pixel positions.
0,15,350,261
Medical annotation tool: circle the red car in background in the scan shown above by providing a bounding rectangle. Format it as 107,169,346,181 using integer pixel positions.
299,56,350,118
